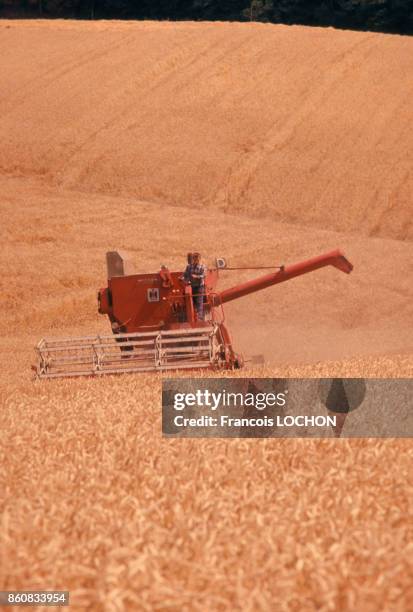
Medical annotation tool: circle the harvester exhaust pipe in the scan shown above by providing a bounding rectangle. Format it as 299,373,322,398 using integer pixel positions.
215,250,353,305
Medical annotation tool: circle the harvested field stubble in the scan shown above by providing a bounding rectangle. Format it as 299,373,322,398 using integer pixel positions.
0,19,412,612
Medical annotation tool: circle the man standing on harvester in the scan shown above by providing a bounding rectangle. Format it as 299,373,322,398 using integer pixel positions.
184,252,206,320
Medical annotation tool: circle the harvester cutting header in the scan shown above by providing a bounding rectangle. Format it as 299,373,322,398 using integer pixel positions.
35,249,353,379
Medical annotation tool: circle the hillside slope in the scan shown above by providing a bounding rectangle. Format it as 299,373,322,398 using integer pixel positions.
0,20,412,239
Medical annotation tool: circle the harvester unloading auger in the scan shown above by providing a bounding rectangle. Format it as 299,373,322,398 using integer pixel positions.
35,250,353,379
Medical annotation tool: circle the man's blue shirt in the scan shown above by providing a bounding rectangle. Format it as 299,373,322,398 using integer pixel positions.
184,263,206,287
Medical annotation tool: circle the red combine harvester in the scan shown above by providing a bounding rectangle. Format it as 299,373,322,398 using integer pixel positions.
35,250,353,379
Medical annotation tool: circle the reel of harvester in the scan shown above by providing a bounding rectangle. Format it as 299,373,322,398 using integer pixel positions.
34,249,353,379
36,327,221,379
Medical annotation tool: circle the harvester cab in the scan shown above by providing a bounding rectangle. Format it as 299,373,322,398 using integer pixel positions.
35,249,353,379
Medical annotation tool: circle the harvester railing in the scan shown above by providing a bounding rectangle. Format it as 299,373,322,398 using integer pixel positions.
35,327,219,379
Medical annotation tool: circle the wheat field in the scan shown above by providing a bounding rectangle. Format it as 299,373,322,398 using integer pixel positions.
1,20,413,611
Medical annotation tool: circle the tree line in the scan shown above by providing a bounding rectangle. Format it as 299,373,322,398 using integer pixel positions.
1,1,412,35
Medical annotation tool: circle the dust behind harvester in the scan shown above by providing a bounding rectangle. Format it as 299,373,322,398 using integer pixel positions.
35,250,353,378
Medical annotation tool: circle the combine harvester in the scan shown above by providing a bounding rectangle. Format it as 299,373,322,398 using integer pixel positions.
35,250,353,379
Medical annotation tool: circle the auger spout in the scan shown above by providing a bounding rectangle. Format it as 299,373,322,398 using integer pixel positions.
215,250,353,305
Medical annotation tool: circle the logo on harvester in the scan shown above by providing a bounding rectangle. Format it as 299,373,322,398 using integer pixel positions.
147,288,160,302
